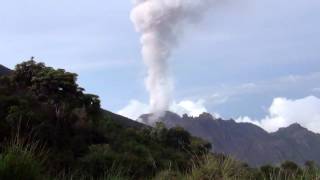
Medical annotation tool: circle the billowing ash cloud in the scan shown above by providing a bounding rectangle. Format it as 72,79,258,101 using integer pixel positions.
130,0,215,114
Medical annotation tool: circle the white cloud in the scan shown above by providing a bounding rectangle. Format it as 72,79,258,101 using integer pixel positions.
170,99,208,117
118,99,208,120
237,96,320,133
117,100,150,120
119,96,320,134
208,93,229,105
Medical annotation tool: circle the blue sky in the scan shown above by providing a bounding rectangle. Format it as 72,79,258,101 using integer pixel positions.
1,0,320,131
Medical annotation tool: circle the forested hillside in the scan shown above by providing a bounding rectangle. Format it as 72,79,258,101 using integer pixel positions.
0,60,211,179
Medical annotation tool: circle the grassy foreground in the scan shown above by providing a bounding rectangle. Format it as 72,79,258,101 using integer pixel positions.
1,136,320,180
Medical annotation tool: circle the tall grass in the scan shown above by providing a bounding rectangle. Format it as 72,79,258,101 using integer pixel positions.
0,135,128,180
152,154,251,180
53,173,128,180
0,134,319,180
185,155,251,180
153,154,320,180
260,168,320,180
0,135,48,180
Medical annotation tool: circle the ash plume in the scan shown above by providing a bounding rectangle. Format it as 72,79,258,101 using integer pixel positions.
130,0,215,115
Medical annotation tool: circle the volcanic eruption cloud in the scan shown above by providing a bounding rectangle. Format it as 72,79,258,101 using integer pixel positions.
130,0,215,115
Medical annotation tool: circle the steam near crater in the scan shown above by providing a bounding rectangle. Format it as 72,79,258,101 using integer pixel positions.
130,0,216,115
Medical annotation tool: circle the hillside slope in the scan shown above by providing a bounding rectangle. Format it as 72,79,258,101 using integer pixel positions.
0,61,212,179
102,109,148,129
0,64,145,130
140,112,320,166
0,64,11,75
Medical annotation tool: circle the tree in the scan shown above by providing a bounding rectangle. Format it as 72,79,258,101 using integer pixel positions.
166,127,191,150
150,122,168,142
82,94,101,115
13,60,45,87
305,160,318,176
280,161,302,178
260,164,279,179
31,68,80,120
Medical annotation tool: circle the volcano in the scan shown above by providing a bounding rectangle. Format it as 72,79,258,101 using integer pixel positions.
140,111,320,166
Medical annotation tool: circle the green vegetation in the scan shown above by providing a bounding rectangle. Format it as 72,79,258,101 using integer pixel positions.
0,60,319,180
0,137,46,180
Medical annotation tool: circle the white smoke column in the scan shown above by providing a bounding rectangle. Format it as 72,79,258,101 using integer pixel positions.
130,0,215,114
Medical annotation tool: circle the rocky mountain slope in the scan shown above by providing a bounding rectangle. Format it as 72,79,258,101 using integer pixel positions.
140,111,320,166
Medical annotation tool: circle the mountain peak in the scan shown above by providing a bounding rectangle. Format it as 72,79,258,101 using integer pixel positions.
198,112,215,120
287,123,304,130
277,123,307,133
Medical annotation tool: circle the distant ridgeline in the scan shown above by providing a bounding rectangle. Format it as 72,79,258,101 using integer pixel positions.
140,111,320,166
0,64,11,76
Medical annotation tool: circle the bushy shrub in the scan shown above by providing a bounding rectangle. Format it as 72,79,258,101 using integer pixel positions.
279,161,303,179
79,144,119,177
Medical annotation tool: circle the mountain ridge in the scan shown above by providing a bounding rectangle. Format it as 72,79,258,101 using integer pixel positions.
140,111,320,166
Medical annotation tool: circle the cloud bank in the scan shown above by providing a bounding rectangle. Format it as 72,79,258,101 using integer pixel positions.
117,100,150,120
119,96,320,134
237,96,320,133
118,99,208,120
